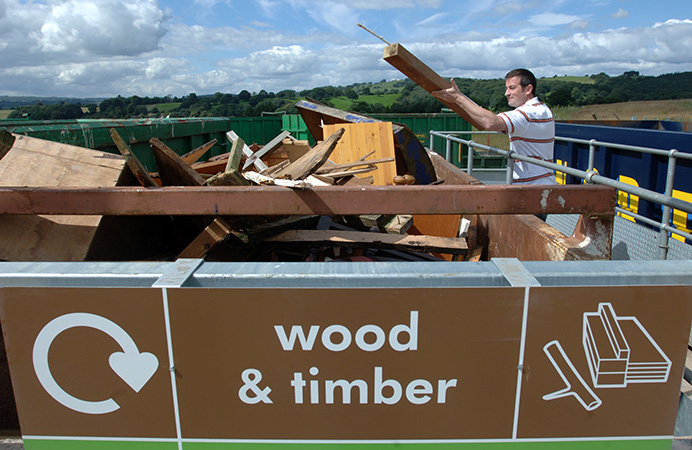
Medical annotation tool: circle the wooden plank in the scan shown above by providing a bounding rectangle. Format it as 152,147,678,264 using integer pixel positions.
273,128,345,180
383,43,483,130
226,136,244,173
150,137,206,186
243,130,291,170
0,134,124,261
182,139,216,165
110,128,157,187
263,229,468,255
323,122,397,186
227,131,268,171
178,217,233,259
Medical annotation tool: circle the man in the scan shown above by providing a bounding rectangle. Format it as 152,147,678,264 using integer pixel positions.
432,69,556,185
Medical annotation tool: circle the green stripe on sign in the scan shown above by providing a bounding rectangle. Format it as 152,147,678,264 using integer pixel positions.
181,440,673,450
23,439,673,450
23,440,179,450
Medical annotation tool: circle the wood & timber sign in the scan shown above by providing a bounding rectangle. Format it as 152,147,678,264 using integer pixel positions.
0,285,690,449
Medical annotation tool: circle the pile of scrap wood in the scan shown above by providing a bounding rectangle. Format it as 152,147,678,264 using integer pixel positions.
0,103,471,262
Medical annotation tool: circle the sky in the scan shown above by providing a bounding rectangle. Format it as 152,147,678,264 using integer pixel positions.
0,0,691,98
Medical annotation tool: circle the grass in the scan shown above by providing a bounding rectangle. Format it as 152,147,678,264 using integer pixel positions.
147,102,181,113
546,75,595,84
0,110,12,119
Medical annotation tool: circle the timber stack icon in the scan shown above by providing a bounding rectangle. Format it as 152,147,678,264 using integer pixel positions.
543,302,672,411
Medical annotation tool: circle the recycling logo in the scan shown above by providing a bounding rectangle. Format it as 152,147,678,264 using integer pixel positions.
32,313,159,415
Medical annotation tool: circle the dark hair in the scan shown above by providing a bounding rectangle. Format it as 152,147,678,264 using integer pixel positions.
505,68,537,97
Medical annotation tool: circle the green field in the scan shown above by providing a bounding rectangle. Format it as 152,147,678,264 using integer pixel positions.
547,75,595,84
147,102,182,113
0,110,12,119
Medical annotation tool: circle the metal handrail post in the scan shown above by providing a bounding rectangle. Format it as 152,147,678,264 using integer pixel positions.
446,135,453,163
657,150,678,259
587,139,597,183
506,152,514,185
467,141,475,175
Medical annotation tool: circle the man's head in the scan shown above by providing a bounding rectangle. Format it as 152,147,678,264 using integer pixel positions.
504,68,537,108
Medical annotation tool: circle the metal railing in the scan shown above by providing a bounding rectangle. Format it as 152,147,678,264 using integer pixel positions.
429,130,692,260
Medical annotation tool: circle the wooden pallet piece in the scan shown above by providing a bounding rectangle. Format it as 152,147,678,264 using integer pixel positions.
323,122,397,186
383,43,483,130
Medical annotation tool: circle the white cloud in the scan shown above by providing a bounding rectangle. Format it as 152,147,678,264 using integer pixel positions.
529,12,584,28
612,8,628,19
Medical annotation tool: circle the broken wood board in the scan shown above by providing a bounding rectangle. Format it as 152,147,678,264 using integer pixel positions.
322,122,397,186
272,127,345,180
243,130,291,170
0,134,125,261
263,229,467,255
383,43,483,130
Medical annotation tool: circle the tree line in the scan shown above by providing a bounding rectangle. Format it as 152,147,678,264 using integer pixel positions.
7,71,692,121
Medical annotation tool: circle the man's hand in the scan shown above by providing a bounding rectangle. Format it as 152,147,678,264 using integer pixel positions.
431,78,463,104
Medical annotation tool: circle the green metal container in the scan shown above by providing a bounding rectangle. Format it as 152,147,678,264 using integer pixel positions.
1,118,234,171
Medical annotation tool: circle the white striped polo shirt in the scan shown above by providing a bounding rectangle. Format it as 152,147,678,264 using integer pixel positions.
498,97,556,185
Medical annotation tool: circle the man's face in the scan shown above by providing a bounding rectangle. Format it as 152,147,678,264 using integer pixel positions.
505,76,534,108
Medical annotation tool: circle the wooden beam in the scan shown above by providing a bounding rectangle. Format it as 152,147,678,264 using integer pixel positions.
263,229,468,255
178,217,234,259
226,135,244,173
383,43,483,130
110,128,157,187
227,130,268,171
0,185,618,217
150,137,206,186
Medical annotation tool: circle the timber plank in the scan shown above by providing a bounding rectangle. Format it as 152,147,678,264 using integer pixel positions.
178,217,233,259
182,139,217,165
150,137,206,186
110,128,157,187
383,43,483,130
263,229,467,255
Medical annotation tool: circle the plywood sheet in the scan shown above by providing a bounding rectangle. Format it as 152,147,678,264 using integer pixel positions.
0,134,125,261
323,122,396,186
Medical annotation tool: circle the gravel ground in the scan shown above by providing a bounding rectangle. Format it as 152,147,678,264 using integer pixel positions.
0,439,21,450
